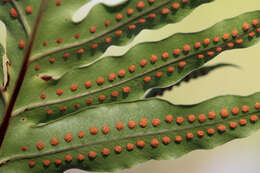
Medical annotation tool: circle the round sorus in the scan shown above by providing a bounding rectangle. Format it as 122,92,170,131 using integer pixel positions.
126,143,134,151
114,146,122,153
207,128,215,135
239,119,247,126
250,115,258,123
49,57,55,63
242,23,251,31
220,109,229,118
102,148,110,156
174,136,182,143
161,52,169,60
19,40,25,49
186,132,194,140
128,120,136,129
102,126,110,135
203,38,210,46
111,91,119,97
63,52,70,58
70,84,78,91
116,122,124,131
21,146,27,151
197,130,204,137
77,48,84,54
136,1,145,10
178,61,186,68
127,8,134,16
138,18,146,24
143,76,151,83
217,124,226,133
98,94,106,101
84,80,92,88
235,38,243,45
40,94,46,99
216,47,222,52
161,8,170,15
232,30,239,37
88,151,97,159
148,0,155,4
54,159,62,166
56,38,63,44
43,160,51,167
64,134,72,142
248,31,256,38
56,89,63,96
115,13,123,21
91,43,98,49
56,0,61,6
208,111,216,119
227,42,234,48
108,73,116,81
252,19,259,26
25,6,32,14
104,20,110,26
149,13,156,19
213,36,220,43
29,161,36,168
89,27,96,33
167,66,175,73
255,102,260,109
118,69,126,78
136,140,145,148
10,8,18,18
183,44,191,53
90,126,98,135
96,77,104,85
222,33,229,40
152,118,160,127
156,71,162,78
194,42,201,49
150,139,159,147
229,121,237,129
231,107,240,115
150,55,157,63
128,24,136,30
198,114,207,123
187,114,196,123
86,98,93,105
122,86,131,94
140,59,148,67
162,136,171,145
65,155,73,162
46,109,53,115
207,51,214,56
115,30,123,36
36,142,44,150
165,114,173,123
173,48,181,56
172,2,180,10
182,0,188,3
51,137,59,146
74,33,80,39
105,37,112,43
77,154,85,161
129,65,136,72
241,105,249,113
197,54,204,60
176,116,184,125
78,131,85,138
139,118,148,128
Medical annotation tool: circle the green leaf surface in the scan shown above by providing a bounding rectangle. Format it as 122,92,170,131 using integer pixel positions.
0,0,214,99
13,11,260,122
0,92,259,172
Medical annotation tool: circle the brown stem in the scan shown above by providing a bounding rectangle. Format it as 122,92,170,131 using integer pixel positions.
0,0,48,148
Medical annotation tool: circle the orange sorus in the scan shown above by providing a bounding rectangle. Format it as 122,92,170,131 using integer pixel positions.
187,114,196,123
96,77,104,85
118,69,126,78
127,8,134,16
207,128,215,135
239,119,247,126
150,139,159,147
231,107,240,115
114,146,122,153
64,133,72,142
136,140,145,148
176,116,184,125
152,118,160,127
78,131,85,138
128,120,136,129
139,118,148,128
241,105,249,113
90,126,98,135
77,154,85,161
116,122,124,131
88,151,97,159
197,130,204,137
89,26,96,33
102,148,110,156
174,136,182,143
217,124,226,132
115,13,123,21
65,155,73,162
229,121,237,129
51,137,59,146
172,2,180,10
102,126,110,135
186,132,194,140
162,136,171,145
84,80,92,88
198,114,207,123
25,6,32,14
165,114,173,123
126,143,134,151
250,115,258,123
10,8,18,18
220,109,229,118
208,111,216,119
136,1,145,10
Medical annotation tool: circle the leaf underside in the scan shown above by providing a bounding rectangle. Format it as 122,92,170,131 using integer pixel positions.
0,0,259,172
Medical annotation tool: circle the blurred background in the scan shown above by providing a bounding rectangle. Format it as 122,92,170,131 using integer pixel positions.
68,0,260,172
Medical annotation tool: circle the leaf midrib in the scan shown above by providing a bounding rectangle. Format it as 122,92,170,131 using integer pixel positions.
2,110,259,165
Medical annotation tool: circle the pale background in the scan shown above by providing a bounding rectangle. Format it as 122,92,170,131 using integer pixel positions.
68,0,260,172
